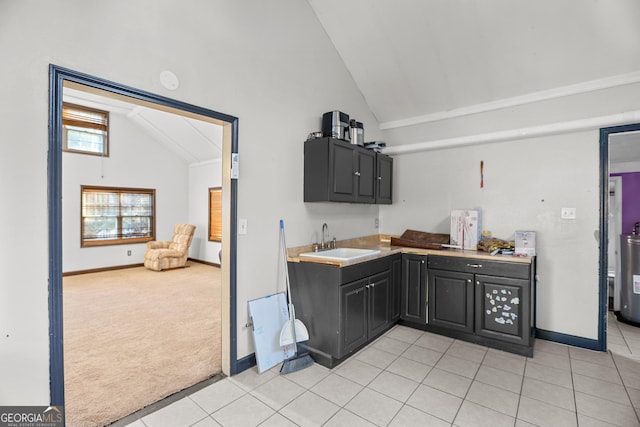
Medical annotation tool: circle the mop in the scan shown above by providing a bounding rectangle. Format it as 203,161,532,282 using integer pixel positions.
278,220,314,374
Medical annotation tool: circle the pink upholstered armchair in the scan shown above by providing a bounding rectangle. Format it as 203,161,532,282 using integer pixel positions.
144,224,196,271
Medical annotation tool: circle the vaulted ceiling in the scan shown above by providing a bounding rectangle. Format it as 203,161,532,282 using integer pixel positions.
308,0,640,126
64,87,223,164
65,2,640,164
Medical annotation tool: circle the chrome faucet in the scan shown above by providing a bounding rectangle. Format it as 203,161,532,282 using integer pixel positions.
634,222,640,235
321,223,328,249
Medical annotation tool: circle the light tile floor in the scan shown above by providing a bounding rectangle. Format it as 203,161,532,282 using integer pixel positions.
608,311,640,361
121,321,640,427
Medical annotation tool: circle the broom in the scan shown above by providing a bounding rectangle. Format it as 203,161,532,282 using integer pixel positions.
279,220,314,374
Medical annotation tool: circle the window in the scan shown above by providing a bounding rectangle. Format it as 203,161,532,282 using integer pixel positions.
209,187,222,242
81,186,155,247
63,102,109,156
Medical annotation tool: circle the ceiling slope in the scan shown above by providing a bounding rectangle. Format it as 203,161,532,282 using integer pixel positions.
64,88,222,164
308,0,640,125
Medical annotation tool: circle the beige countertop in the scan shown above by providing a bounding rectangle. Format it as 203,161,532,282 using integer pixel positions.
287,234,533,267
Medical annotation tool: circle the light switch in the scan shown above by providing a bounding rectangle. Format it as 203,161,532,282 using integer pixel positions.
238,218,248,234
561,207,576,220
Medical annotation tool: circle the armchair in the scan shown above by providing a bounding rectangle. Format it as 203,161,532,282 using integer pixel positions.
144,224,196,271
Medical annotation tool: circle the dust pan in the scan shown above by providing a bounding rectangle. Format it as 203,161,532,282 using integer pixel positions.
278,219,314,374
279,304,309,346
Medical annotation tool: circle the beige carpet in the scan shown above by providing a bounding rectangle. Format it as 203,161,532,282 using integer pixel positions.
63,262,222,427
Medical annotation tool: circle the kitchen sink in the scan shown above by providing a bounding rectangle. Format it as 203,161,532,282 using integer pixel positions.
298,247,380,261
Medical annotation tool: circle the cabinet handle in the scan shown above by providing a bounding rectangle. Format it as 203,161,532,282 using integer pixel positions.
354,171,361,176
421,260,425,264
377,176,382,180
467,263,483,268
365,285,370,289
476,281,480,285
467,279,472,283
370,283,376,288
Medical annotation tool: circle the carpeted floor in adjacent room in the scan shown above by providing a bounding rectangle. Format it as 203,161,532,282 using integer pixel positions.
63,262,222,427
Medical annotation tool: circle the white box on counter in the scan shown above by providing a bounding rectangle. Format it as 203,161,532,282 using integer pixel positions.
450,209,482,250
515,231,536,256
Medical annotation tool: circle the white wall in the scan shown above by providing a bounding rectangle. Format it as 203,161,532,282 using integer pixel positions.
0,0,380,404
611,161,640,174
382,132,600,338
62,112,189,272
380,83,640,341
189,159,223,264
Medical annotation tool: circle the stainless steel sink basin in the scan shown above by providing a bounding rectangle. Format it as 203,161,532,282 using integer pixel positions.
299,247,380,261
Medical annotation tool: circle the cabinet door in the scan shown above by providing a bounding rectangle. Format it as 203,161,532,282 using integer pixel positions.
329,142,356,201
340,279,368,356
428,269,474,333
376,154,393,204
390,255,402,322
368,271,391,337
475,275,530,345
355,149,376,203
401,254,427,323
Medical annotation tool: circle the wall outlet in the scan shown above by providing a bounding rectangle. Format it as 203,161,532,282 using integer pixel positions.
375,218,379,229
561,207,576,220
127,250,132,256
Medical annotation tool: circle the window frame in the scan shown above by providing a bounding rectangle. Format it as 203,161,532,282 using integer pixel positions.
80,185,156,247
63,102,110,157
209,187,222,242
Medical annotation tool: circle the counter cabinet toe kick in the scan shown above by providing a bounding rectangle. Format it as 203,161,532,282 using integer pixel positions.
288,251,536,368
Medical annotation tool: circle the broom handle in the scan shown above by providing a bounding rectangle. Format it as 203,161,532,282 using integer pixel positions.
280,220,298,349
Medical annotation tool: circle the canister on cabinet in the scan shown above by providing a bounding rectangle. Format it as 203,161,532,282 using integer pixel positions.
515,231,536,257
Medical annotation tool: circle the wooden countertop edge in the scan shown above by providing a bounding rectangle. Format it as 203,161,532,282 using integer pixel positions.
287,234,533,267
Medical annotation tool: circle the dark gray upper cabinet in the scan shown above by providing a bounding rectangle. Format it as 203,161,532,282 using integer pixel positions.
304,137,392,204
376,153,393,204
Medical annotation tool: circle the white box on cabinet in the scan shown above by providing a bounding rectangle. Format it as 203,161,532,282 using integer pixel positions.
450,209,482,250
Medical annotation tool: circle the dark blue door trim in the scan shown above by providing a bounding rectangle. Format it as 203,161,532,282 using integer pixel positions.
598,122,640,352
48,64,239,405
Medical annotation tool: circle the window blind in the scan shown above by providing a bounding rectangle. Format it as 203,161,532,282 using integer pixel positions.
81,186,155,246
209,187,222,242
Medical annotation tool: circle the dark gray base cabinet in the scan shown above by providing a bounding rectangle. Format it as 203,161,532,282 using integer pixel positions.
428,268,474,333
400,254,428,324
287,254,401,368
341,271,392,355
426,255,536,356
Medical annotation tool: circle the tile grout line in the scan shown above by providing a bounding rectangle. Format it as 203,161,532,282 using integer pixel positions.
313,329,404,426
512,352,528,424
373,330,425,426
448,344,487,424
610,314,635,356
377,328,454,426
395,336,454,425
516,346,583,423
308,333,406,426
567,346,580,427
610,352,640,425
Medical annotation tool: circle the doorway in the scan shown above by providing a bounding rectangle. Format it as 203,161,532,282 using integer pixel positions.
48,65,239,408
599,123,640,353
